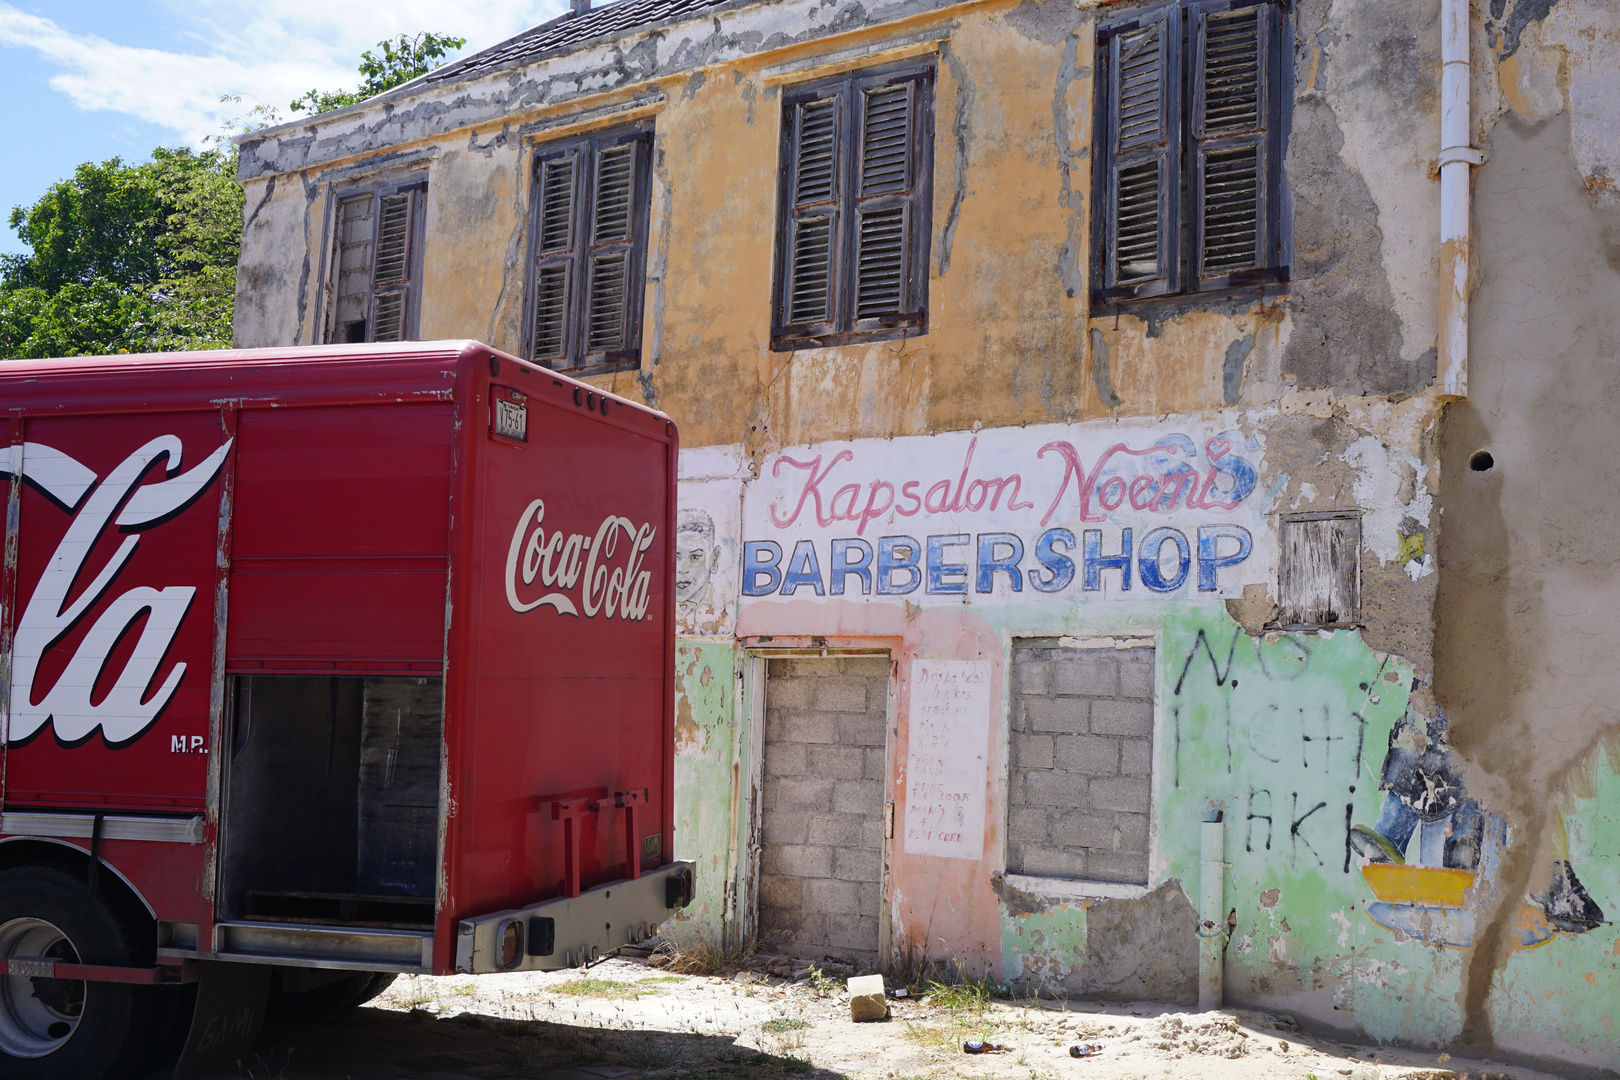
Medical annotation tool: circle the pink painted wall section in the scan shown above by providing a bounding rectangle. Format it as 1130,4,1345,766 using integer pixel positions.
737,600,1010,971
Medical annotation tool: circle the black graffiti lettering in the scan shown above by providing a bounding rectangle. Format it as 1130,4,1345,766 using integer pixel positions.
1172,702,1182,790
1245,787,1273,853
1245,704,1282,764
1301,704,1344,773
1173,627,1242,695
1224,695,1234,775
1342,802,1355,873
1290,793,1327,866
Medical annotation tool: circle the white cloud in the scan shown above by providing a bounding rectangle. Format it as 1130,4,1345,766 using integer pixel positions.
0,0,566,145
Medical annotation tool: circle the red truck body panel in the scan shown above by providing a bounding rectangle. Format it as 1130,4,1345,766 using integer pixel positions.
0,342,678,975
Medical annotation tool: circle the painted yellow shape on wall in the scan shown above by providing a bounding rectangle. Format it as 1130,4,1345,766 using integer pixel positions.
1361,863,1472,906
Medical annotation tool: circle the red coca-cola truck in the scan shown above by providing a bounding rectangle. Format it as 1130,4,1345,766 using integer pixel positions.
0,341,690,1079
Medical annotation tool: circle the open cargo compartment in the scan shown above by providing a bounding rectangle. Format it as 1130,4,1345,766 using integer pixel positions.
220,675,443,935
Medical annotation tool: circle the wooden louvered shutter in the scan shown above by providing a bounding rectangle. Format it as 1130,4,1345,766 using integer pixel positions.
527,130,651,372
1095,10,1180,301
582,133,652,366
369,186,424,342
849,71,931,333
326,192,376,343
1191,0,1284,290
777,90,843,341
529,147,582,366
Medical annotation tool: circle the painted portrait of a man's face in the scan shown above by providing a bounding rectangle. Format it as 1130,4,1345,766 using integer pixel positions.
675,508,720,610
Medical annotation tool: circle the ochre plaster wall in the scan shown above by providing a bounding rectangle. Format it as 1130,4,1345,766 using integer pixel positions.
236,0,1445,451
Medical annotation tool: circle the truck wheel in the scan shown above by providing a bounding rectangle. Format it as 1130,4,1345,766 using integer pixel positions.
0,866,160,1080
267,971,398,1021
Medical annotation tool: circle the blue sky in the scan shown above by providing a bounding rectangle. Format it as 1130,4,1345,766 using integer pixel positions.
0,0,567,257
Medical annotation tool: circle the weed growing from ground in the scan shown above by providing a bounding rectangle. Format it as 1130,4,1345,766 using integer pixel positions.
806,964,842,998
549,975,674,999
653,934,756,975
761,1017,812,1033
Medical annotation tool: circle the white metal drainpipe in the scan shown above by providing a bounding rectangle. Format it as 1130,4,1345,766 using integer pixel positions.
1197,814,1227,1012
1438,0,1484,399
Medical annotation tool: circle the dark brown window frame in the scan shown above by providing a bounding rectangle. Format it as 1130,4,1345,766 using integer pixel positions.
771,61,936,352
320,175,429,344
522,125,654,376
1090,0,1290,306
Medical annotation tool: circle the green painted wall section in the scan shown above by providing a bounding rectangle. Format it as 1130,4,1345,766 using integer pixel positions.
1151,607,1619,1060
666,638,741,947
989,605,1619,1062
1000,900,1088,988
1155,608,1416,1024
1484,747,1620,1060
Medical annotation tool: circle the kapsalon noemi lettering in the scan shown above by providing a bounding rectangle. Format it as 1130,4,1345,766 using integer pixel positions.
765,434,1258,536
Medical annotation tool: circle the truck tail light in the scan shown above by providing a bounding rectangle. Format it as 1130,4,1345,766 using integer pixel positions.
497,919,525,969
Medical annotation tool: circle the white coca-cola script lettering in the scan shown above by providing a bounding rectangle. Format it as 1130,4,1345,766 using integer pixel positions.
504,499,656,620
1,436,233,744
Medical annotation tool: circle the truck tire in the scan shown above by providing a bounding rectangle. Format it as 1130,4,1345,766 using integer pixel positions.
267,971,398,1021
0,866,163,1080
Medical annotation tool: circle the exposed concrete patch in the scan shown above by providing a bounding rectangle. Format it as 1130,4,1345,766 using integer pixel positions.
1222,335,1255,407
1297,0,1439,377
1280,95,1414,394
487,149,532,347
1078,882,1198,1003
1089,328,1121,410
1486,0,1564,58
242,175,278,233
294,173,319,345
996,876,1197,1003
1003,0,1076,47
1049,16,1088,302
937,42,975,277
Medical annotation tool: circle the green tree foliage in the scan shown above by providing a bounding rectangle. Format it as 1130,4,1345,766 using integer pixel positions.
0,147,241,358
291,32,466,115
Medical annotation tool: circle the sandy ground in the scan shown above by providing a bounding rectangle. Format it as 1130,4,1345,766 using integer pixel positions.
228,955,1580,1080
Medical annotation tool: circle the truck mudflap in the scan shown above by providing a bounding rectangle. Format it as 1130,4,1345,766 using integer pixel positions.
455,862,693,974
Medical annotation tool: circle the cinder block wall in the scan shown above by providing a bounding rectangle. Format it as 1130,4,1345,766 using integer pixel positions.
758,656,889,964
1006,642,1155,884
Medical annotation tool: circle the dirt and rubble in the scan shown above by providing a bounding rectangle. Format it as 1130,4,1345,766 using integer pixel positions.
227,953,1578,1080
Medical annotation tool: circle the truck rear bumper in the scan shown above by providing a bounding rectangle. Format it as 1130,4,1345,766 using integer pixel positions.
455,862,693,974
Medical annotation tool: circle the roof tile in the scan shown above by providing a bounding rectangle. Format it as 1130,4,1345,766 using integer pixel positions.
422,0,735,86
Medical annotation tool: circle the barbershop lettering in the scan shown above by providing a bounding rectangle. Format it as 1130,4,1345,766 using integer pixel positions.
745,430,1260,600
742,525,1253,597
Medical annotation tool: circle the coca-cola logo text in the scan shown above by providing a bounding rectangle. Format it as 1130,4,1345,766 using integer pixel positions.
3,436,231,745
504,499,656,620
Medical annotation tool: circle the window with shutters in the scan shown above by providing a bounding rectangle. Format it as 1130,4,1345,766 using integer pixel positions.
524,126,653,374
322,178,427,344
771,63,934,351
1091,0,1289,305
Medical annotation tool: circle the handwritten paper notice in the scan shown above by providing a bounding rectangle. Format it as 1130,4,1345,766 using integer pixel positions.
904,659,991,860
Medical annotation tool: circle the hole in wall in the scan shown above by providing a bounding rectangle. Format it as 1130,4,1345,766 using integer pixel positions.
1469,449,1494,473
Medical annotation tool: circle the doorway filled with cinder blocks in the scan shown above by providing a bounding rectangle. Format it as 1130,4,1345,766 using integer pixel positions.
756,655,890,968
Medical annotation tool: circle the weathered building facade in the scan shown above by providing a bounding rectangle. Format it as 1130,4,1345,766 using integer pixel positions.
234,0,1620,1071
